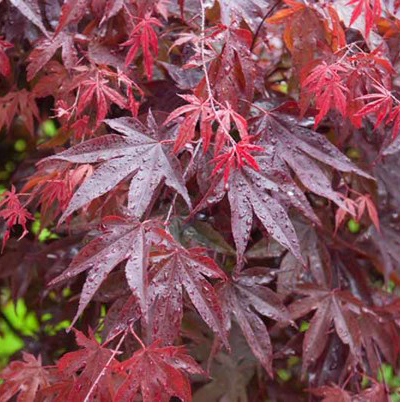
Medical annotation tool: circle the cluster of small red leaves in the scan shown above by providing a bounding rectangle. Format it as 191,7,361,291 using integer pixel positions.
334,192,380,234
0,186,32,251
0,0,399,401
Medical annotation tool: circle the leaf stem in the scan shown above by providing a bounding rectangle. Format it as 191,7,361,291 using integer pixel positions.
83,329,128,402
199,0,235,147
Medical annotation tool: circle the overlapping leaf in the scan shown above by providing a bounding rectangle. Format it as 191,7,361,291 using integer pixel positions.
147,228,228,346
252,112,372,207
289,285,364,375
27,32,77,81
0,353,49,401
194,27,255,115
47,115,191,221
114,341,205,402
195,145,319,260
49,217,150,327
217,268,291,376
56,329,116,400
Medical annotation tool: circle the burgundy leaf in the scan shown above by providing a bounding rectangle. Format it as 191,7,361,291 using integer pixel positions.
217,270,291,376
114,340,205,402
47,116,191,221
49,217,150,327
147,229,228,346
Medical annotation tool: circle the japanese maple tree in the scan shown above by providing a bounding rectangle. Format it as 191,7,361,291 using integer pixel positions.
0,0,399,401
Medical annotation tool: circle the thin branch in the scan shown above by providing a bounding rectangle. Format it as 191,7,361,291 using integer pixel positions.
164,139,202,225
199,0,235,146
83,329,127,402
250,0,282,52
130,324,146,349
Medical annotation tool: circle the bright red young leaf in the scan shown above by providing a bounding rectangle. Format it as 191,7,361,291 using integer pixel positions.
49,217,150,328
355,84,393,130
56,329,116,400
75,70,128,127
0,37,13,78
122,13,162,80
302,62,349,126
347,0,381,36
0,185,33,251
217,268,291,376
210,139,263,184
46,114,191,222
163,94,213,152
0,352,50,401
114,340,205,402
147,228,228,346
213,103,250,155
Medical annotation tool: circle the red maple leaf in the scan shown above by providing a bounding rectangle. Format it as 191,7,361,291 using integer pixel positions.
147,228,228,346
163,94,213,153
114,339,205,401
388,104,400,139
210,138,263,184
27,32,77,81
46,114,191,221
195,146,306,261
0,352,50,401
56,328,116,400
355,193,380,231
49,217,150,328
0,37,13,78
217,268,291,376
22,163,93,224
302,62,349,126
0,88,40,135
355,84,393,129
122,13,162,80
0,185,33,251
289,285,364,375
347,0,381,36
76,70,128,127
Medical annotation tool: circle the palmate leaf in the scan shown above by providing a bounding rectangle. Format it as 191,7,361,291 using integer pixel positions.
195,148,318,260
27,32,78,81
147,228,229,346
252,112,372,207
0,352,50,401
47,114,191,221
289,285,364,375
114,341,205,402
217,268,291,376
56,329,116,400
49,216,150,328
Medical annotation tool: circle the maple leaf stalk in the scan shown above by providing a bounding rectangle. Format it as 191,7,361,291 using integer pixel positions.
199,0,236,148
164,139,203,225
82,329,128,402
